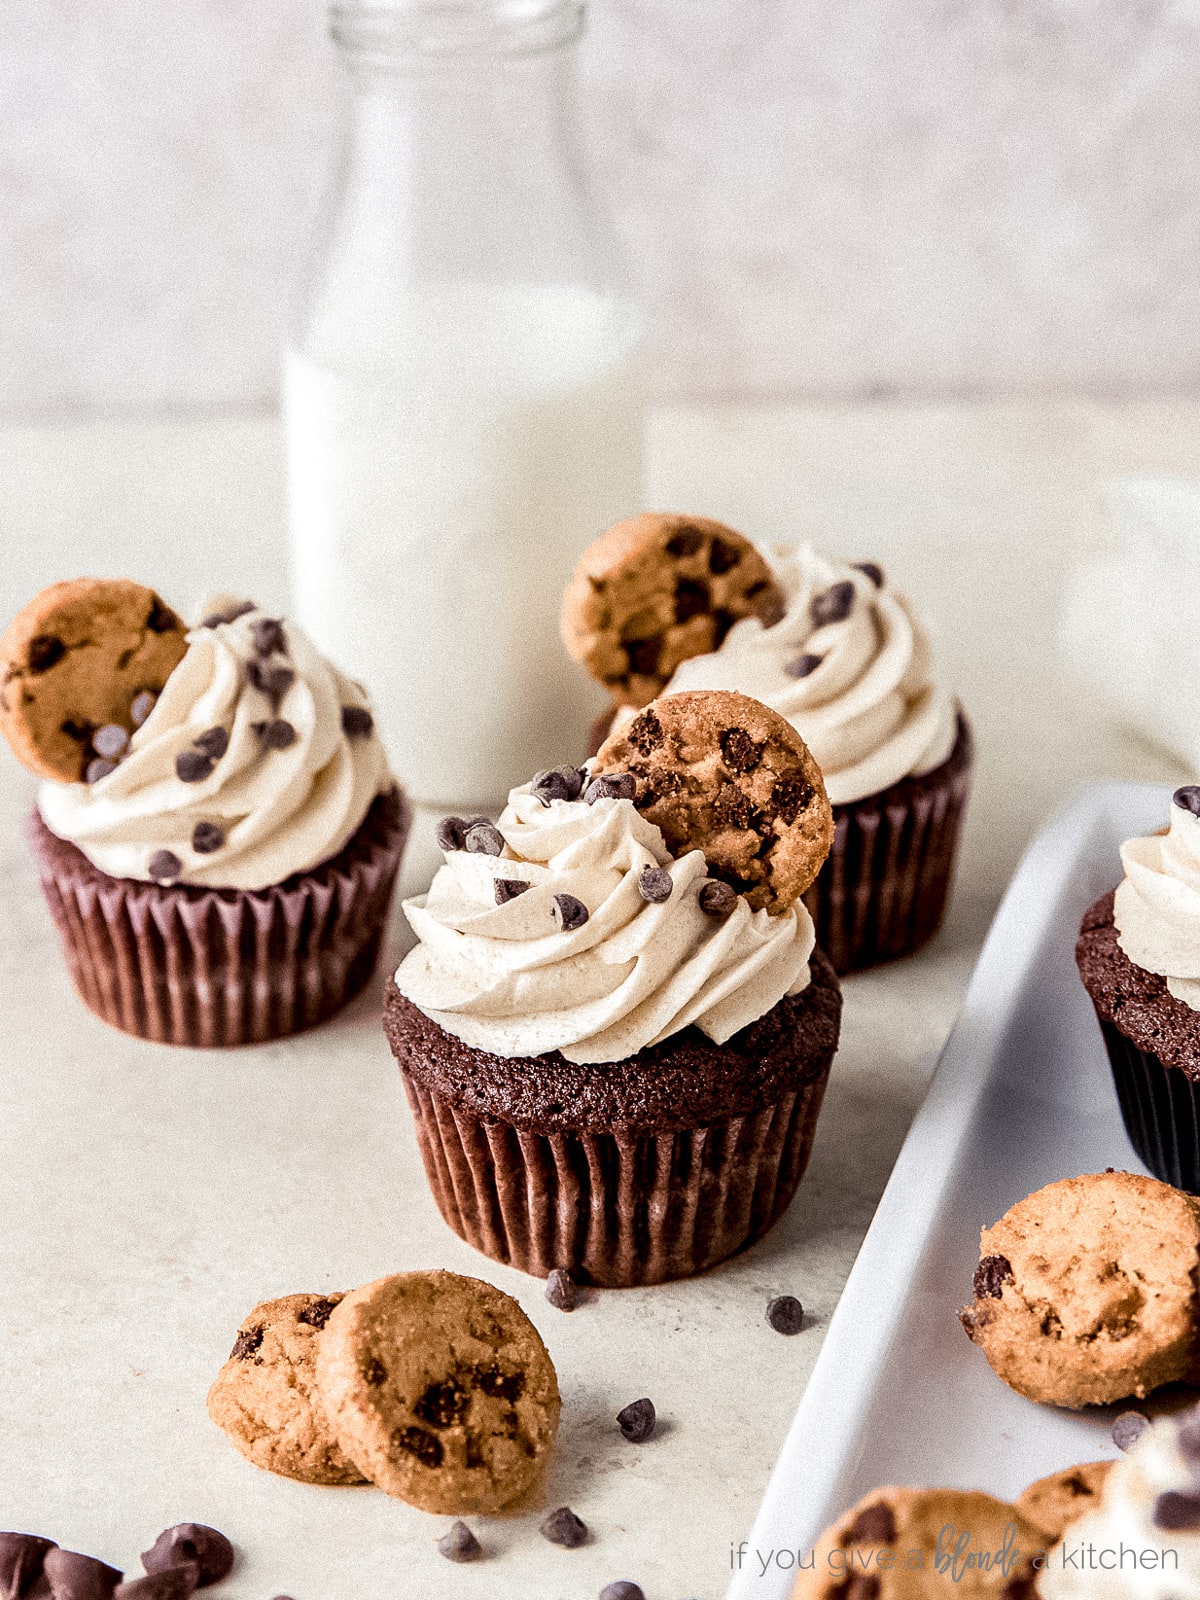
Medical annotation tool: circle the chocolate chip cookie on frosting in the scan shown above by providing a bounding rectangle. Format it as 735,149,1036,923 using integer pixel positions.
1,581,410,1045
564,517,973,972
384,688,842,1286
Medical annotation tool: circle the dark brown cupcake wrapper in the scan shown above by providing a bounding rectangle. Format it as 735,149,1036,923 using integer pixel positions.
803,712,973,975
1096,1013,1200,1194
29,786,410,1046
399,1062,832,1287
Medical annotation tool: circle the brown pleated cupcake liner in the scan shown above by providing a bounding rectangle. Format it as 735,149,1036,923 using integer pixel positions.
29,787,410,1047
1096,1013,1200,1194
399,1067,831,1287
802,714,973,975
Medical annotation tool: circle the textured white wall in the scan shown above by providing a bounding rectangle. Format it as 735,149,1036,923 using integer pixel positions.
4,0,1200,416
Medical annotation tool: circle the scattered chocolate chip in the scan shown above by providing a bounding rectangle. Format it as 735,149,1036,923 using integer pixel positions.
148,850,183,884
192,727,228,760
365,1358,387,1386
41,1548,123,1598
666,526,703,558
27,635,66,674
625,637,662,676
394,1425,443,1468
785,652,823,679
230,1326,263,1361
141,1524,232,1588
175,750,214,783
585,773,637,803
973,1254,1014,1299
249,618,286,657
1111,1410,1150,1452
673,578,710,623
638,866,673,904
191,822,224,855
201,601,255,630
1156,1490,1200,1530
540,1507,588,1548
719,727,763,773
553,894,589,932
545,1267,577,1311
465,822,505,856
617,1397,656,1443
145,598,179,634
297,1297,338,1330
1174,786,1200,816
699,880,738,918
600,1583,644,1600
494,878,530,905
436,1522,481,1564
848,1501,898,1545
559,766,587,800
85,757,118,784
0,1534,57,1598
92,724,130,760
709,537,740,575
258,719,296,751
246,660,295,699
532,769,572,804
115,1570,198,1600
810,580,855,627
766,1294,804,1334
436,816,467,851
341,705,373,738
130,691,157,727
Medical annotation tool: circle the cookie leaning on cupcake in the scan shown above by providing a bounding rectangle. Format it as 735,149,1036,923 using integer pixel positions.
385,688,843,1286
0,579,410,1045
562,512,972,972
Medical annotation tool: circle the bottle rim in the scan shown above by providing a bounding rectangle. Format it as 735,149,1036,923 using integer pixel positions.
330,0,586,63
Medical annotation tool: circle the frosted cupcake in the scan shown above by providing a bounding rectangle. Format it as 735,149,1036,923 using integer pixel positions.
562,514,972,973
1,580,408,1045
384,689,842,1287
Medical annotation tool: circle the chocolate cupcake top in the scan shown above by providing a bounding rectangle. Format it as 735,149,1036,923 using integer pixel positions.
394,769,818,1065
1114,787,1200,1009
36,597,390,890
645,543,957,805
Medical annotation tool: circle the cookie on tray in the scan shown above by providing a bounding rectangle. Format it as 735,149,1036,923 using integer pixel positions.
1014,1460,1112,1541
959,1170,1200,1408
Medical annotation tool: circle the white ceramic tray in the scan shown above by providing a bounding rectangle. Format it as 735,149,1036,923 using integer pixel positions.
729,780,1172,1600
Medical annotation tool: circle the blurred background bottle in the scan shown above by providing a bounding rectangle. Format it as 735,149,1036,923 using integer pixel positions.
285,0,644,809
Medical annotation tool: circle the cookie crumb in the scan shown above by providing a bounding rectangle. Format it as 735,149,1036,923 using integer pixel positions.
437,1522,483,1563
766,1294,804,1335
616,1397,656,1443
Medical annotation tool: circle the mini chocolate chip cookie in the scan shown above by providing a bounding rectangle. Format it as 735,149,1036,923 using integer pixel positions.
561,513,785,708
959,1170,1200,1409
791,1486,1044,1598
593,689,833,914
1014,1460,1112,1541
315,1270,560,1515
0,579,187,781
206,1293,366,1486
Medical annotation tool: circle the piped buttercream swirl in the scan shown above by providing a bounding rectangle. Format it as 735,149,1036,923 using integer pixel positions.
1115,792,1200,1010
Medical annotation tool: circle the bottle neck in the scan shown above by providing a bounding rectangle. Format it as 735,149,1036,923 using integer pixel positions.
329,0,584,72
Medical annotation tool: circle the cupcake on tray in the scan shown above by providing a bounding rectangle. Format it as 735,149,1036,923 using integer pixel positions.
1077,785,1200,1192
562,512,972,972
384,688,842,1287
0,578,409,1045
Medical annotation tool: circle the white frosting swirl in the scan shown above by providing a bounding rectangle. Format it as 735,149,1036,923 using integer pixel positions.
394,784,816,1065
37,600,390,890
1040,1410,1200,1598
1114,795,1200,1010
655,543,957,805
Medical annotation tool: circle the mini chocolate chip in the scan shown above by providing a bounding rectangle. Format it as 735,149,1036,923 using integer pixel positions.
0,1534,57,1598
200,601,255,630
713,784,755,829
365,1358,387,1385
231,1326,263,1361
86,757,118,784
628,710,664,756
417,1379,470,1430
474,1365,524,1401
532,769,572,804
191,821,224,855
465,822,505,856
545,1267,577,1311
625,637,662,676
61,719,92,742
559,765,587,800
1174,786,1200,816
394,1425,443,1468
436,816,467,851
192,727,228,760
638,866,673,903
145,598,179,634
585,773,637,803
666,526,703,558
554,893,589,932
436,1522,481,1564
810,579,855,626
709,537,740,574
341,705,373,738
175,750,214,783
848,1501,897,1545
250,618,286,657
92,724,130,759
42,1548,123,1597
141,1524,233,1587
973,1254,1014,1299
854,560,885,587
246,660,295,699
771,771,814,825
116,1570,198,1599
27,634,66,674
297,1296,338,1330
785,652,823,679
1112,1410,1150,1451
1156,1490,1200,1530
766,1294,804,1334
699,880,738,918
540,1507,588,1548
617,1397,656,1443
259,719,296,751
130,691,157,727
674,578,710,623
495,878,530,905
148,850,183,884
600,1583,645,1600
719,727,762,773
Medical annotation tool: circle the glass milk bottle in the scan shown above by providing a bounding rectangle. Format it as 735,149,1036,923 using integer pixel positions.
285,0,644,809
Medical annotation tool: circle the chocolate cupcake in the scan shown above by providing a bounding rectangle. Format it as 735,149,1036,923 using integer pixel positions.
385,689,842,1287
3,582,409,1045
564,518,972,973
1077,786,1200,1192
